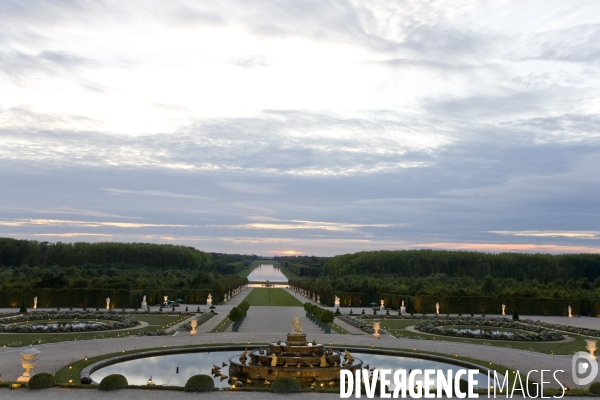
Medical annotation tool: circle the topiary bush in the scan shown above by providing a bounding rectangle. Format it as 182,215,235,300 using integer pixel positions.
184,374,214,392
98,374,128,391
590,382,600,394
28,373,55,390
270,376,302,393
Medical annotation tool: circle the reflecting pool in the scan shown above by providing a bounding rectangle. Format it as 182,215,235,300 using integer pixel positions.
90,350,494,389
246,264,288,282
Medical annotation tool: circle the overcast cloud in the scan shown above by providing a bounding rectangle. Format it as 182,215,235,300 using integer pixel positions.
1,0,599,256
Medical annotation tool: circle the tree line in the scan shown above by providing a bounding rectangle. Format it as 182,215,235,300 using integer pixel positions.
322,250,600,282
0,238,211,270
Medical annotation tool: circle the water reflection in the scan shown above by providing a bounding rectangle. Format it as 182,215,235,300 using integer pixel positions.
90,351,493,389
246,264,287,282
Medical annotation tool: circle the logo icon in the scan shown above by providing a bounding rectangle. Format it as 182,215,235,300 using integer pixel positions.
572,351,598,386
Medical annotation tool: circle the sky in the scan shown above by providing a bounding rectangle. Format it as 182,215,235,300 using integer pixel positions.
1,0,600,257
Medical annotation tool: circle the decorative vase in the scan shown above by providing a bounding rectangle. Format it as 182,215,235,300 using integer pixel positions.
586,339,597,359
17,345,40,382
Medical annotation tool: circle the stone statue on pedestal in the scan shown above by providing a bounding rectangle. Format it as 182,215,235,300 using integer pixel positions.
33,296,37,309
435,302,440,314
292,314,304,334
502,304,505,316
106,297,110,310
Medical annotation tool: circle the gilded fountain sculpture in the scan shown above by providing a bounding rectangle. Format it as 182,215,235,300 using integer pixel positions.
228,315,362,384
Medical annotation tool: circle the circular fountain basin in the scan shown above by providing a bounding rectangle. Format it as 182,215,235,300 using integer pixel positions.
89,347,494,389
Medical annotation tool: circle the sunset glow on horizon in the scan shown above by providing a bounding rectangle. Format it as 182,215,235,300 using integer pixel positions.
1,1,599,256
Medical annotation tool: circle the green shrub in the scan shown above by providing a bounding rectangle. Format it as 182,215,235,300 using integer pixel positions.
28,373,55,390
319,310,335,324
513,308,519,321
19,300,27,313
270,377,302,393
228,307,243,322
184,374,214,392
589,382,600,394
98,374,128,391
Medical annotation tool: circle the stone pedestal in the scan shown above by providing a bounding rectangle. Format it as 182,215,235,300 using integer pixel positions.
400,306,406,315
287,333,307,346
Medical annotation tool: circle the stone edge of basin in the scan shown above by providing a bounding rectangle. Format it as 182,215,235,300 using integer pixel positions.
80,345,494,382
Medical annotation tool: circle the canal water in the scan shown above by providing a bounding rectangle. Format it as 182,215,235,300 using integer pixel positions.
246,264,288,282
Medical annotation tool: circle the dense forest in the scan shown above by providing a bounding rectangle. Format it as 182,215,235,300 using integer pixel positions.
274,255,327,277
290,250,600,315
0,238,246,307
2,239,600,314
0,238,211,270
322,250,600,282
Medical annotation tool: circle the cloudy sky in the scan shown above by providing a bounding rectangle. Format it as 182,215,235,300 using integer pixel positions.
1,0,600,256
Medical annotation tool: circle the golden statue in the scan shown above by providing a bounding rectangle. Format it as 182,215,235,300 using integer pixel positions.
320,354,328,368
239,349,248,364
292,314,304,334
344,349,354,364
270,353,278,367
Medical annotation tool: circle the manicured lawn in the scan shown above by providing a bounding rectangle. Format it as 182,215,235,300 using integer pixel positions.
243,288,303,306
330,322,352,335
210,317,234,333
237,268,254,278
276,267,301,280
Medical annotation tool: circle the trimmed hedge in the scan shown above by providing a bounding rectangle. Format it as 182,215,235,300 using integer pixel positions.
304,303,335,324
28,373,55,390
289,263,320,277
590,382,600,394
292,282,591,316
228,301,250,322
98,374,128,391
270,377,302,393
184,374,214,392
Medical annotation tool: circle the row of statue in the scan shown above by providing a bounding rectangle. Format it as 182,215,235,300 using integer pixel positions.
239,351,332,368
27,294,572,316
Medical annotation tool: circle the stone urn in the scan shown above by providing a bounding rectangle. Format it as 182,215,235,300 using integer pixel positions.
17,345,40,382
190,319,197,336
586,339,597,359
373,322,381,339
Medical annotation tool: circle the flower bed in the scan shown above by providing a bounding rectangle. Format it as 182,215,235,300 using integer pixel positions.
0,311,139,333
336,314,388,335
414,317,564,341
177,313,215,331
521,319,600,338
